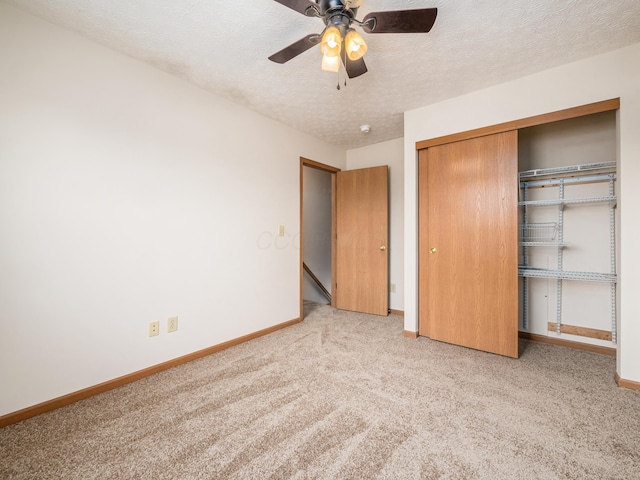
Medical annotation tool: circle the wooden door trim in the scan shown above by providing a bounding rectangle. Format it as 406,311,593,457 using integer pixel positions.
300,158,341,320
331,173,337,309
418,148,430,337
415,98,620,150
301,157,341,173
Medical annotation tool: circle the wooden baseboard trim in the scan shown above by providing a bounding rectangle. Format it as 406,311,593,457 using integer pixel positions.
403,330,419,339
519,331,616,356
390,309,405,317
614,372,640,391
546,322,612,341
0,317,301,429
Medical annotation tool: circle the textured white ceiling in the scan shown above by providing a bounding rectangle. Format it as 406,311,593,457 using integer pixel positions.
5,0,640,149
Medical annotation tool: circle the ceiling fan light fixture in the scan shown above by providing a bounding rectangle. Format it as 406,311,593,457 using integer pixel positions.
345,29,367,61
321,53,340,72
270,1,438,82
320,26,342,58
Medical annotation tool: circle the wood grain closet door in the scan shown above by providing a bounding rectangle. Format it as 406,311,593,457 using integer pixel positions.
419,131,518,358
336,166,389,316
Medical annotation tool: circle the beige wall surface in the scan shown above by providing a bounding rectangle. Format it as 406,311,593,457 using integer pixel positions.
0,4,346,416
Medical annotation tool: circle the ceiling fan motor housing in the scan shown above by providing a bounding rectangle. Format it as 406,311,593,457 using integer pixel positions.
318,0,356,14
319,0,357,33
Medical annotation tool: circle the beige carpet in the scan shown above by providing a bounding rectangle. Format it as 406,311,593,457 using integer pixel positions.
2,303,639,479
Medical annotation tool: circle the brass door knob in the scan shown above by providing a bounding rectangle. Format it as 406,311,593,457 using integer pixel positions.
380,245,386,251
430,247,437,254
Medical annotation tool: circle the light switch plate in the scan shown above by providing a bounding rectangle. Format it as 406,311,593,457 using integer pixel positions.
168,316,178,333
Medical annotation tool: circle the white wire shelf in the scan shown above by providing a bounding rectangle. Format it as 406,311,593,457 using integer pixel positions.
519,162,616,179
520,173,615,188
518,195,616,207
519,242,568,247
518,267,617,283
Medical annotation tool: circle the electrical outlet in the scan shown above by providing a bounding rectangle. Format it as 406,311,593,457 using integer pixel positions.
149,321,160,337
390,283,396,293
278,225,285,236
168,316,178,333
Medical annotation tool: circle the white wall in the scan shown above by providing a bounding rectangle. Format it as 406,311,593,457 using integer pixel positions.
0,4,346,416
302,167,332,304
404,42,640,382
518,112,617,171
347,138,404,311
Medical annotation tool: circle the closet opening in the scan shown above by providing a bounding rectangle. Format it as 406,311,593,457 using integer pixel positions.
517,110,618,354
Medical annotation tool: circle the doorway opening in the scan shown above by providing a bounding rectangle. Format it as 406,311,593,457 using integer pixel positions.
300,158,340,319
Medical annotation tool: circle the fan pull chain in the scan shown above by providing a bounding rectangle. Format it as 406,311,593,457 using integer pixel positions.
336,60,347,90
343,56,348,88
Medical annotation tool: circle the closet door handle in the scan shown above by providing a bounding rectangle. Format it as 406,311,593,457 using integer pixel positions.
380,245,386,251
430,247,437,254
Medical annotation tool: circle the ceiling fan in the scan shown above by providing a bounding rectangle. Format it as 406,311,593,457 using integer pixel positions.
268,0,438,79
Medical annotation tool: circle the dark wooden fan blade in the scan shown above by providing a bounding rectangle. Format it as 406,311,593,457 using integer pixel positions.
362,8,437,34
343,55,368,78
269,34,321,64
273,0,319,17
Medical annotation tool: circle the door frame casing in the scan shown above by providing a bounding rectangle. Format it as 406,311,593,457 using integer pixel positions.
300,157,340,320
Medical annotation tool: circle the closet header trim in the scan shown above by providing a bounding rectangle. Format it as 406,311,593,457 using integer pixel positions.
415,98,620,150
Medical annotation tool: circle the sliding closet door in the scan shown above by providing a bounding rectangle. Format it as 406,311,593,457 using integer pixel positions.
419,131,518,358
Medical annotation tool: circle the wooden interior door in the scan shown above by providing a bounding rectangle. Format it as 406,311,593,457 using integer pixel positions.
419,131,518,357
335,166,389,316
